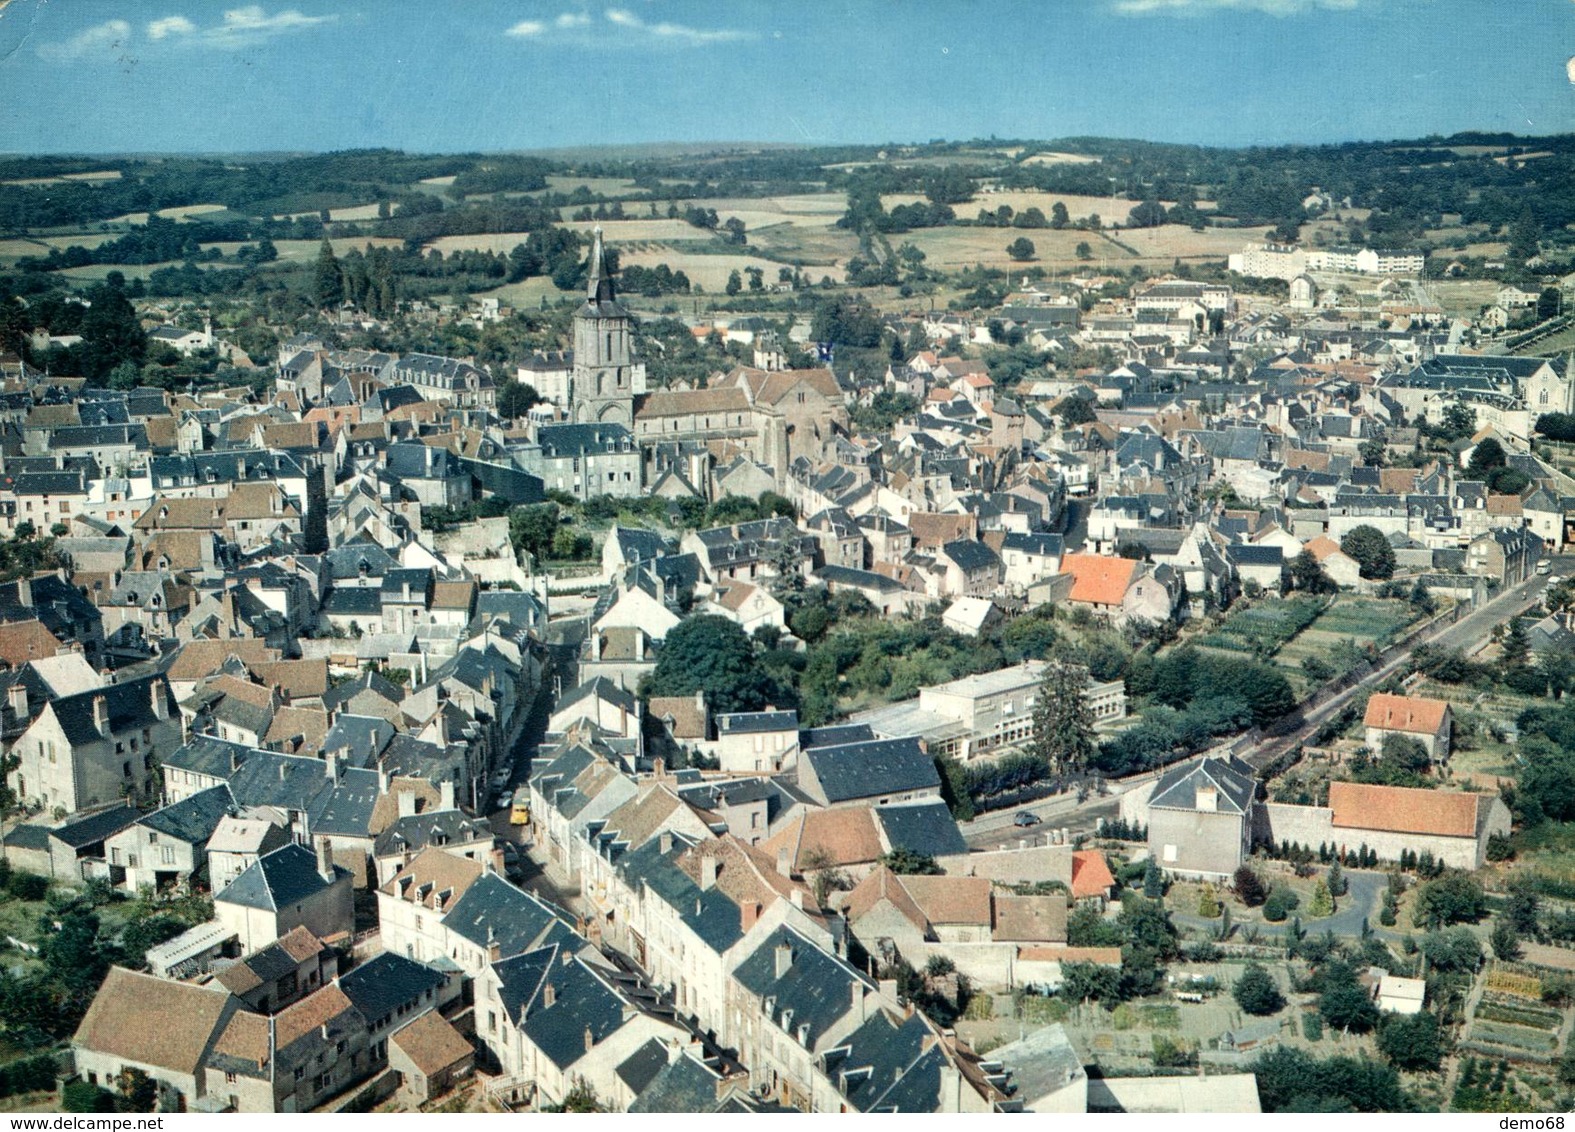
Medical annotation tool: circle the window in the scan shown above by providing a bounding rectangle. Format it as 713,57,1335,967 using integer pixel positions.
148,831,158,844
1163,844,1178,863
161,846,175,865
224,1072,236,1085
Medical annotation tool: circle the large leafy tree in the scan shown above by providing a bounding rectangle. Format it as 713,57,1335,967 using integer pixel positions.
645,615,791,714
1028,660,1095,774
1233,963,1285,1016
1340,525,1395,580
1411,872,1486,929
1375,1012,1444,1072
1289,549,1335,594
75,281,145,380
1319,962,1379,1032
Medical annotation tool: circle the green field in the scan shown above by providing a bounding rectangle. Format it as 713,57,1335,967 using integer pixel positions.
1194,594,1327,656
1274,595,1420,686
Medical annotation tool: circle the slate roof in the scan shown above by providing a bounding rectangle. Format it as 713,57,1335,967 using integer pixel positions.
801,736,939,804
337,952,445,1027
498,944,631,1070
373,810,491,858
306,767,382,837
141,785,235,844
218,843,345,912
939,538,1000,573
1148,755,1256,815
733,926,869,1050
441,872,569,961
872,798,967,857
627,1051,736,1113
717,710,799,735
50,675,176,746
49,803,139,849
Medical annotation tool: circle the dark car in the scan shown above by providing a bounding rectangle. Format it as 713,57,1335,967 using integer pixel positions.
1013,811,1042,827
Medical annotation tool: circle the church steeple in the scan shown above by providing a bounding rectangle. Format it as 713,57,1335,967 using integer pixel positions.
586,226,617,306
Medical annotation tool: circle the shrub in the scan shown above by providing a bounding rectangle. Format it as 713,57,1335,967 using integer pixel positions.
1263,886,1300,923
62,1080,116,1113
7,871,49,901
1302,1012,1323,1041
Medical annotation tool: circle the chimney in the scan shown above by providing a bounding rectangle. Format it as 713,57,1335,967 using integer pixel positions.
776,847,792,878
653,757,666,779
439,780,455,810
325,751,340,784
397,789,417,818
16,577,30,608
740,900,761,932
6,682,25,716
542,980,555,1007
852,980,866,1023
699,856,718,891
878,978,900,1008
488,937,502,964
315,839,335,883
790,889,804,910
150,681,167,721
583,1026,595,1054
774,941,793,979
659,831,673,855
1195,785,1218,813
92,694,109,736
401,580,411,602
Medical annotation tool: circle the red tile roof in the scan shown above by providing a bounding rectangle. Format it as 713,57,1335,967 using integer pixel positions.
1328,780,1478,838
1061,553,1139,607
1364,692,1450,735
1071,850,1116,900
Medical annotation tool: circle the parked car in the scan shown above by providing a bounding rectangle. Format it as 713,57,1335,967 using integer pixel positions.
495,789,514,812
1013,811,1042,827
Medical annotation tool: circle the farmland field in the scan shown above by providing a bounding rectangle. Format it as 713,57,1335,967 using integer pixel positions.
545,175,641,196
257,237,404,262
1194,595,1328,656
562,219,701,241
424,232,538,255
276,203,391,222
898,222,1265,271
883,191,1130,223
618,247,834,291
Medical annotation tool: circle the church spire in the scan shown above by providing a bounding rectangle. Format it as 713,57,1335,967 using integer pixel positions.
586,226,616,305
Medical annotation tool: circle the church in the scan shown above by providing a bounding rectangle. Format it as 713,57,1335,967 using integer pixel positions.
528,230,850,499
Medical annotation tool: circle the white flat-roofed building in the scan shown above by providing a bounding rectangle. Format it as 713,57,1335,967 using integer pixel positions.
850,660,1125,761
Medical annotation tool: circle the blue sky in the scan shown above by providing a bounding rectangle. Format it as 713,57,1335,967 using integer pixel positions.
0,1,1572,154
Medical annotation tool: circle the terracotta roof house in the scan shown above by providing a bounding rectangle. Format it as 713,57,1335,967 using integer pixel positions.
1070,849,1116,903
73,966,241,1110
1261,780,1511,870
1060,553,1178,625
1363,692,1452,762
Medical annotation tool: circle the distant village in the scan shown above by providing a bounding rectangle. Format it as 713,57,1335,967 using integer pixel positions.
0,218,1573,1117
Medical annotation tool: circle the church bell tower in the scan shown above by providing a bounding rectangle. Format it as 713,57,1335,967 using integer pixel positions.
569,228,635,428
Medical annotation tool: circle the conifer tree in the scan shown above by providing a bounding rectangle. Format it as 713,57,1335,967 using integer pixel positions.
1029,660,1096,774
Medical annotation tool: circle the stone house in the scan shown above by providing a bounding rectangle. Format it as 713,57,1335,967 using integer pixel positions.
1363,692,1452,762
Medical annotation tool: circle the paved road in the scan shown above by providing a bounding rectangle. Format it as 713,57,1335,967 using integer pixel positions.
1173,870,1387,940
1241,563,1566,773
962,561,1569,845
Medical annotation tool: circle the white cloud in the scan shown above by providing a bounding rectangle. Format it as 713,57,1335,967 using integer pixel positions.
603,7,755,43
135,6,335,49
507,7,752,45
147,16,198,40
37,19,132,61
1111,0,1362,14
